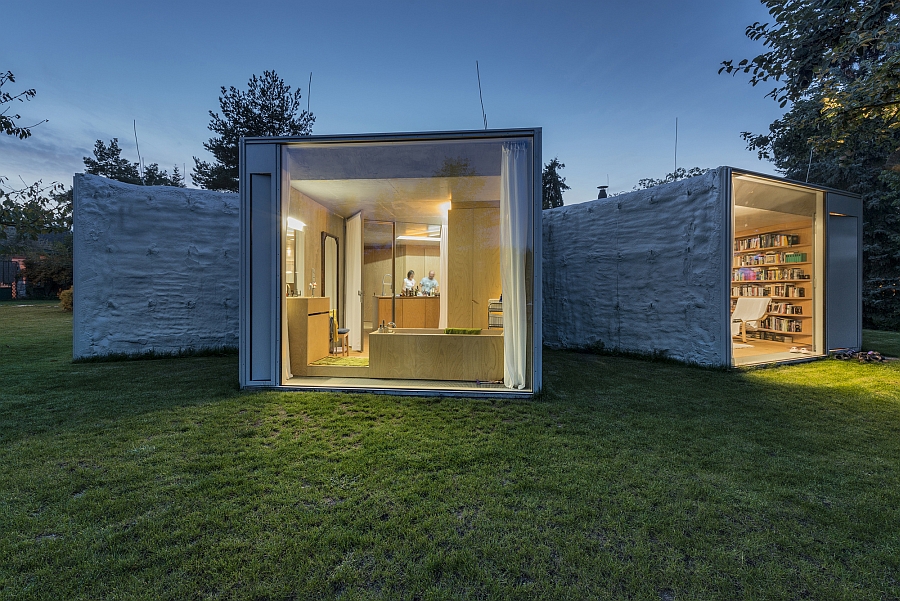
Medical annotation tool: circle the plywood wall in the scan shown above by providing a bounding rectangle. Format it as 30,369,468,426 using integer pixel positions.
397,244,441,288
363,246,392,323
289,187,344,303
447,203,500,328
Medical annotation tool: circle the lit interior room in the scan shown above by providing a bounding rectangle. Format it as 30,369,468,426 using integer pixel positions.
275,133,539,393
731,173,824,366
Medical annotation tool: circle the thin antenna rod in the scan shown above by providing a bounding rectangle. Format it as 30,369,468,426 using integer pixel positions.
133,120,144,184
307,72,312,113
674,117,678,179
476,61,487,130
806,147,814,182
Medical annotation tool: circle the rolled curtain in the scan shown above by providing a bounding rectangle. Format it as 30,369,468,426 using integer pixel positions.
439,224,448,329
500,141,529,389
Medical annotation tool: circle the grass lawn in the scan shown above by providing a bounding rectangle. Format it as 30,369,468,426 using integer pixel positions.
863,328,900,357
1,303,899,600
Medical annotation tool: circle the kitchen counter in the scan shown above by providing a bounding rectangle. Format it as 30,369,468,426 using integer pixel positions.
375,295,440,329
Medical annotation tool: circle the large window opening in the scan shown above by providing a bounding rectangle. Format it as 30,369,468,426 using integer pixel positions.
280,136,534,391
731,173,824,366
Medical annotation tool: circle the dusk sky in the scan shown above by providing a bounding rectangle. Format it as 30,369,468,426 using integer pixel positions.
3,0,787,203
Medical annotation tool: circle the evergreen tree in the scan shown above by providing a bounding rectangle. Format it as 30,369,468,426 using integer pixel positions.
193,70,315,192
542,157,570,210
83,139,184,187
83,139,142,184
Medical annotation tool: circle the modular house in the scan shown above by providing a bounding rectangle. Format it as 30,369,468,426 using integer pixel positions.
542,168,862,367
239,129,543,396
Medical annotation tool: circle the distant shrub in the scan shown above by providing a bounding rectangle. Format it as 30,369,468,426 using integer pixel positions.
59,287,73,311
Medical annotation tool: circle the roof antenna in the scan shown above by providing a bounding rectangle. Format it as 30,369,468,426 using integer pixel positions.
476,61,487,130
806,147,813,182
133,119,144,184
307,72,312,113
674,117,678,180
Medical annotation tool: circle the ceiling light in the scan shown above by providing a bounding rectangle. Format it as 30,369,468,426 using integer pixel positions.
287,217,306,231
396,235,440,243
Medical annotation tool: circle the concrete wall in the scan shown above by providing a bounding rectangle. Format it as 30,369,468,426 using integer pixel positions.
542,169,728,366
73,174,239,358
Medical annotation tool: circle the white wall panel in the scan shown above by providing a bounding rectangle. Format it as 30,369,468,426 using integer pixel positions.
542,169,727,366
72,174,239,358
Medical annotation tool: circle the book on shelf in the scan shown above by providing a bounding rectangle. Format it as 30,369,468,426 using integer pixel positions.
734,251,808,266
734,233,800,252
761,316,803,333
746,331,795,343
732,267,808,282
732,284,806,298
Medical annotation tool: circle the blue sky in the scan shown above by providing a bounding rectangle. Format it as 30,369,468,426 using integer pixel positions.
2,0,786,203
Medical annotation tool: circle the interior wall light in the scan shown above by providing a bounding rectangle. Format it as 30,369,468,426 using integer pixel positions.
287,217,306,231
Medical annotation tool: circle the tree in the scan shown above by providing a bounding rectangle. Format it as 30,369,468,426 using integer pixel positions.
542,157,570,209
83,139,141,184
1,70,68,251
83,139,184,187
22,233,73,298
722,1,900,329
1,70,46,139
1,181,70,250
720,0,900,156
633,167,709,190
193,70,315,192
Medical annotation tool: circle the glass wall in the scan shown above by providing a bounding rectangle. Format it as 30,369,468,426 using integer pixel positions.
280,136,535,391
731,173,824,365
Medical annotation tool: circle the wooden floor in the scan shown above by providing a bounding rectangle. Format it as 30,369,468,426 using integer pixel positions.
732,338,822,366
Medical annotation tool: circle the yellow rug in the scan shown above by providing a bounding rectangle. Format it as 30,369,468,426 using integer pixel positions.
309,356,369,367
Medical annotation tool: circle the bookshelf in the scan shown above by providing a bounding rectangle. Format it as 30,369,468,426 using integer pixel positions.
732,222,813,343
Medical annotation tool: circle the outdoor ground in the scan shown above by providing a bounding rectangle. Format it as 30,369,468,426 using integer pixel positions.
1,302,899,600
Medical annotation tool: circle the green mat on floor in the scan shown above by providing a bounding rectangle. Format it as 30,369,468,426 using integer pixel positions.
309,356,369,367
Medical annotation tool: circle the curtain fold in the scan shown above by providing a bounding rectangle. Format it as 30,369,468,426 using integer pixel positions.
345,213,363,351
281,190,293,382
439,224,448,329
500,141,529,389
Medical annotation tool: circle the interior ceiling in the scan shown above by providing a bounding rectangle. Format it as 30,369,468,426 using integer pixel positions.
291,176,500,223
733,174,819,231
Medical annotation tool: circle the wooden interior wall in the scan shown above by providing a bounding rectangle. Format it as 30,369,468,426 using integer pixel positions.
397,244,441,289
447,202,500,328
289,187,344,304
363,246,392,323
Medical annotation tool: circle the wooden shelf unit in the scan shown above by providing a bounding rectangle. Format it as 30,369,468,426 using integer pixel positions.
733,221,814,341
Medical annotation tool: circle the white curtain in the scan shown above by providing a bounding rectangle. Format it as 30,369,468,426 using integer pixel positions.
345,213,363,351
500,141,529,389
439,224,448,329
281,192,293,382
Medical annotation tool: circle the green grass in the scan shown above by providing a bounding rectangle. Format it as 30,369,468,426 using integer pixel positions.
863,328,900,357
1,304,899,600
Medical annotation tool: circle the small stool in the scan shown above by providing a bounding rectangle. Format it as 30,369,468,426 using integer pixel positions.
335,328,350,356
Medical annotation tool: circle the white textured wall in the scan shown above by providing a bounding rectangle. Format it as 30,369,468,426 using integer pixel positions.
73,174,239,358
542,169,728,366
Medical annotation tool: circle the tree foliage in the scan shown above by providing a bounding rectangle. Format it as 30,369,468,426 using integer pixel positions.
724,0,900,330
0,181,71,250
193,70,315,192
542,157,570,209
633,167,709,191
83,139,184,187
0,70,46,139
0,70,69,252
22,233,73,299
